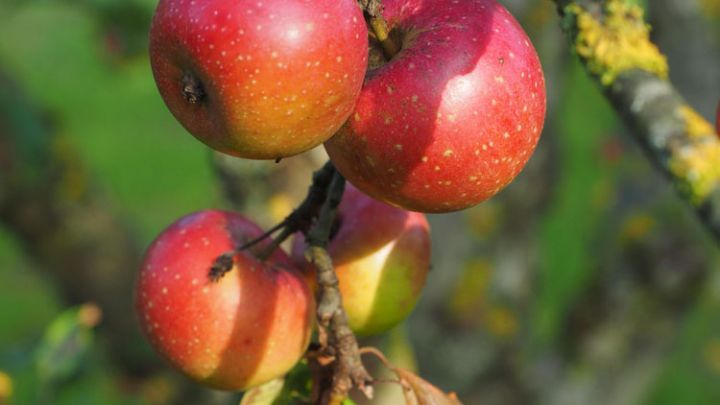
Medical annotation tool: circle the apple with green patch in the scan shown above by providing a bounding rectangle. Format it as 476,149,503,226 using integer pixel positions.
292,185,430,336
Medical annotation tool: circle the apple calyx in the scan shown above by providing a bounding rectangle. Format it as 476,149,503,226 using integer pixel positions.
181,72,205,105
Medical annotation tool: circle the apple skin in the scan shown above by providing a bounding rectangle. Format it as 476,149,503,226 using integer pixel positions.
292,185,430,336
325,0,546,212
149,0,368,159
136,210,314,391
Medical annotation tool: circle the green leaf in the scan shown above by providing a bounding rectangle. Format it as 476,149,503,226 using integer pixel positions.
33,304,101,384
240,378,285,405
239,360,315,405
533,59,618,346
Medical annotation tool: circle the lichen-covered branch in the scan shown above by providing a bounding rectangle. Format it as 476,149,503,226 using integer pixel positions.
305,168,373,405
555,0,720,240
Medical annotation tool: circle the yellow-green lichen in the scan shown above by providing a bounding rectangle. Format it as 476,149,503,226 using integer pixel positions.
567,0,668,85
669,105,720,204
678,106,716,138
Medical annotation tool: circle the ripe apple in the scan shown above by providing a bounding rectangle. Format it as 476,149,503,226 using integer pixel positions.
136,210,314,391
149,0,368,159
325,0,546,212
292,185,430,336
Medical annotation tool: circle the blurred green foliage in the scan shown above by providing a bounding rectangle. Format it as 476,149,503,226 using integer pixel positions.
533,59,619,345
0,1,218,242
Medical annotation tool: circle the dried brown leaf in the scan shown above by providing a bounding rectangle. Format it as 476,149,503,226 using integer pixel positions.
393,368,463,405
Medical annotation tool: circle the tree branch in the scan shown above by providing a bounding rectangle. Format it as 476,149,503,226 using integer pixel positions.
305,167,373,405
554,0,720,241
208,160,373,402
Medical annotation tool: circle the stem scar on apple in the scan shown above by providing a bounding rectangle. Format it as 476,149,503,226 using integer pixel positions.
181,72,205,104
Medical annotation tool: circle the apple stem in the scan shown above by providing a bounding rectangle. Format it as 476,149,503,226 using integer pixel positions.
208,161,337,280
255,226,293,261
208,220,286,281
369,16,400,60
358,0,400,60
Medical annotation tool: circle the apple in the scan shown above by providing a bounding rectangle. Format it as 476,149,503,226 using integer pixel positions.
149,0,368,159
136,210,314,391
325,0,546,212
292,185,430,336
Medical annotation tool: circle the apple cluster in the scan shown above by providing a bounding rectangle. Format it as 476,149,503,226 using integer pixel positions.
137,0,546,393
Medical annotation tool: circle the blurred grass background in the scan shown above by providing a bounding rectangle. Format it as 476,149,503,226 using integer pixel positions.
0,0,719,404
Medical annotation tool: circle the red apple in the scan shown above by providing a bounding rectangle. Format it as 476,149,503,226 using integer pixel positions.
136,210,314,391
292,185,430,336
149,0,368,159
325,0,546,212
